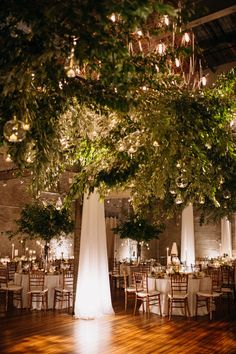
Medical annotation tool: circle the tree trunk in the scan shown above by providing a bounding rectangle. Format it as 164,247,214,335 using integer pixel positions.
72,199,83,314
137,242,141,260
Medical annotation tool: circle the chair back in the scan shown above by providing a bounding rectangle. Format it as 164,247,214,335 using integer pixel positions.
170,274,188,296
62,270,74,291
221,265,235,288
208,267,221,292
0,267,8,287
133,272,148,292
7,261,17,281
29,271,45,291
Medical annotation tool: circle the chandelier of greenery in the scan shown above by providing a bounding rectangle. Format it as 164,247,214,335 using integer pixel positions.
0,1,236,224
112,213,165,258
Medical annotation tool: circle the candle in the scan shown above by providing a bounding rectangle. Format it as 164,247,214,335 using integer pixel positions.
166,247,169,265
11,243,14,259
219,243,222,257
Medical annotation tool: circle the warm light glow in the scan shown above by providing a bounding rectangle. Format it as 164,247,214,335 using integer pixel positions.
110,13,116,22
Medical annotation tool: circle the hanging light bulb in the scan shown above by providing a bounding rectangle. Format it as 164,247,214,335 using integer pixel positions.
153,141,159,147
163,15,169,26
55,196,63,210
169,188,177,195
110,13,116,22
3,116,26,142
66,67,76,78
156,43,166,55
136,30,143,37
182,32,191,44
175,58,180,67
5,154,12,162
175,193,183,204
201,75,207,86
22,117,31,131
199,194,205,204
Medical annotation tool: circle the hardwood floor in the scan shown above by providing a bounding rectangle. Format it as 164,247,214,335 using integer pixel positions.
1,287,236,354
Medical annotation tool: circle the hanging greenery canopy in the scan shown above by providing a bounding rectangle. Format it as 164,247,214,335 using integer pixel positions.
0,1,236,224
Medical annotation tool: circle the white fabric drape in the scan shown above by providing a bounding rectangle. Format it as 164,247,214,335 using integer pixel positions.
181,204,195,267
221,217,232,258
74,190,114,319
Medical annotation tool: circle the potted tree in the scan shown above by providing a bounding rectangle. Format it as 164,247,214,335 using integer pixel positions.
10,202,74,261
113,214,165,261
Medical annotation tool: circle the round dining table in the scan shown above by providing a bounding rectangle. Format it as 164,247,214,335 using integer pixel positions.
14,272,62,309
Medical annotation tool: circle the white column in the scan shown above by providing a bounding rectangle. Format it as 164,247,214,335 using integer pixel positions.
181,204,195,267
221,217,232,258
74,190,114,319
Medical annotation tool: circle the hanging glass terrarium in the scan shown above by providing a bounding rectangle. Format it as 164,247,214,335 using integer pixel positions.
175,173,188,189
3,116,26,142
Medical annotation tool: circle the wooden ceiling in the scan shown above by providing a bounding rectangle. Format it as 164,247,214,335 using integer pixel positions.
189,0,236,70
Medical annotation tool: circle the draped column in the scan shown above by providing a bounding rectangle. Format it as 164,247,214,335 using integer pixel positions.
181,204,195,267
74,190,114,319
221,217,232,258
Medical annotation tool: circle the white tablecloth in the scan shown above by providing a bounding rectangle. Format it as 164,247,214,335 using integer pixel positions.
14,273,62,309
147,276,212,317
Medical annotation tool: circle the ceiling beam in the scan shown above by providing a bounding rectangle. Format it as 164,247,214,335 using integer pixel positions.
187,5,236,29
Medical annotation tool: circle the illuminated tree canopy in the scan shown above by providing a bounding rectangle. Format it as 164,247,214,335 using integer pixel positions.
0,0,236,224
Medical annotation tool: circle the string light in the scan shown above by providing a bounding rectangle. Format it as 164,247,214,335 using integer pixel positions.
201,75,207,86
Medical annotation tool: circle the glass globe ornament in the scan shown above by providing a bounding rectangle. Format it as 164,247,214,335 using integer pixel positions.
223,190,231,199
66,67,76,78
3,118,26,142
175,193,183,204
175,174,188,188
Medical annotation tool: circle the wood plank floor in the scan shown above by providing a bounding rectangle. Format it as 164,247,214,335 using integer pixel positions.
1,287,236,354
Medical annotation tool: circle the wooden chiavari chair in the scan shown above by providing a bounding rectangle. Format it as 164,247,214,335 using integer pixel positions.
195,268,222,320
27,271,48,311
0,267,23,312
133,272,162,318
168,273,189,319
53,270,74,311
